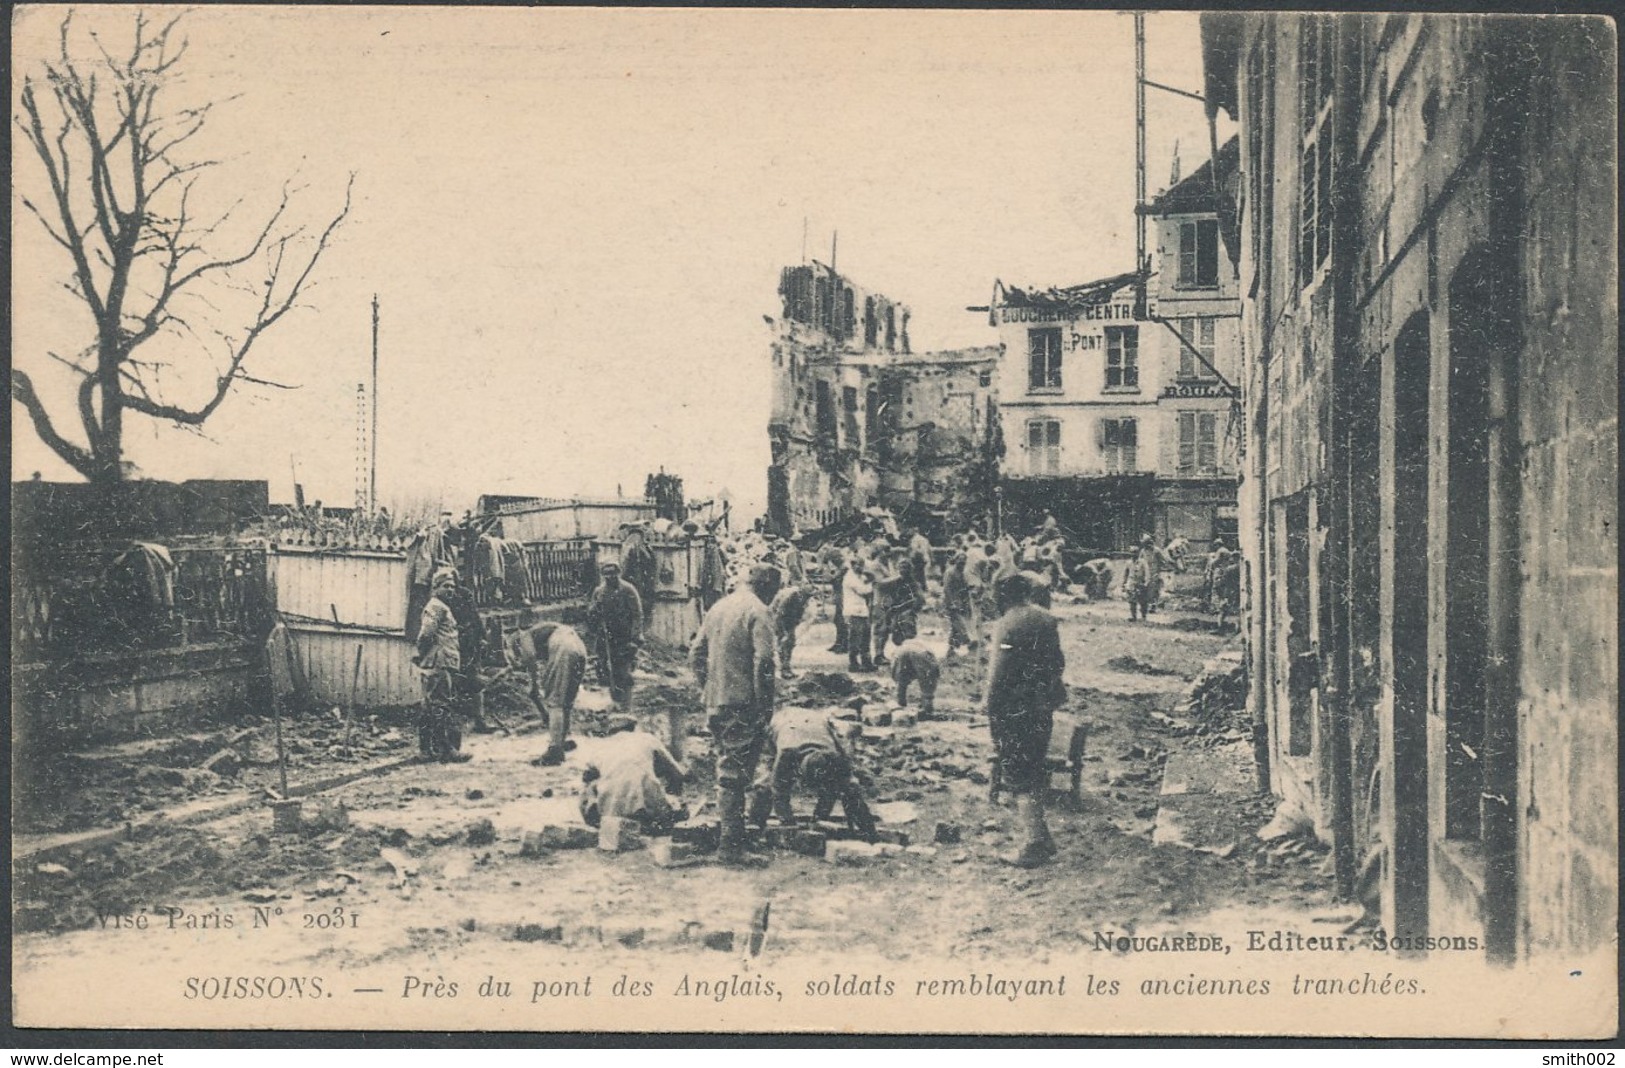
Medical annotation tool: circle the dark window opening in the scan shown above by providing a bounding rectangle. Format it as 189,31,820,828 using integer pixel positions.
1282,492,1314,757
1298,15,1335,287
815,380,836,441
1390,312,1433,941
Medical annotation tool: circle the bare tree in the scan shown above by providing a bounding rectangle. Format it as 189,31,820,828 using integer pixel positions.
13,11,353,483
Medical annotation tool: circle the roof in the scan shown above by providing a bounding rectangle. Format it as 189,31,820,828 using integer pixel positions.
1143,136,1240,216
994,270,1140,313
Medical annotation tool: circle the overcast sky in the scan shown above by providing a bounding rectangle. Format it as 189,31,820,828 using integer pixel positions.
12,6,1219,518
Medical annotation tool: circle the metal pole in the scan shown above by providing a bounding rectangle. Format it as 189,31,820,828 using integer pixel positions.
1134,13,1147,318
369,294,379,512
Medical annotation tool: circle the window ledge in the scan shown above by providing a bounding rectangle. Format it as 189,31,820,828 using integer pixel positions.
1173,283,1221,293
1026,387,1064,396
1102,386,1142,395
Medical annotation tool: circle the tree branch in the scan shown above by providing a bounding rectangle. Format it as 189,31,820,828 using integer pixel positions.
19,77,106,322
119,174,353,425
11,369,97,479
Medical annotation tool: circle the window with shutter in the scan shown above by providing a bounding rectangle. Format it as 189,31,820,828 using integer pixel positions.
1178,318,1219,380
1299,15,1335,288
1198,413,1218,473
1027,419,1061,475
1179,411,1220,475
1101,417,1138,474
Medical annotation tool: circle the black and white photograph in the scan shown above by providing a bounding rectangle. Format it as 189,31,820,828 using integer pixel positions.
9,5,1618,1038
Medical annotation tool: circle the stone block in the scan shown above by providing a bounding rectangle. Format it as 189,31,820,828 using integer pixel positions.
512,922,563,943
543,825,596,849
598,817,642,853
824,840,880,864
521,825,595,855
933,821,963,845
301,798,349,834
671,819,719,851
787,828,828,857
892,709,918,728
861,707,893,727
649,839,697,867
465,818,496,846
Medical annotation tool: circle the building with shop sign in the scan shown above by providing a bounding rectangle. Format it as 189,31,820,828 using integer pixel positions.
986,142,1243,551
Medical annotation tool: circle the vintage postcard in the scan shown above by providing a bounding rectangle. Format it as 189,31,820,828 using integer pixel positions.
10,6,1618,1038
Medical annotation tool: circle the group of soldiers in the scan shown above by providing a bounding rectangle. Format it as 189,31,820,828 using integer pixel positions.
679,548,1066,868
411,513,1242,871
411,558,646,767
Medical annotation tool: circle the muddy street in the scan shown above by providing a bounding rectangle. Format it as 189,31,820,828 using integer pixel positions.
14,590,1348,1010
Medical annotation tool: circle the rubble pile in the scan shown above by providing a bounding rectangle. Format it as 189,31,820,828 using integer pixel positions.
16,713,415,836
864,732,992,799
1169,651,1249,741
13,821,389,934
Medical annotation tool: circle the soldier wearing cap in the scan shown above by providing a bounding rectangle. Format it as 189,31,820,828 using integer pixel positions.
690,562,782,864
413,569,472,763
587,559,644,713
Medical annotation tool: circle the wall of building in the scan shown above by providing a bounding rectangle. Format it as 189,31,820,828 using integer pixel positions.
990,233,1241,550
1509,16,1617,958
1213,11,1617,961
767,262,995,535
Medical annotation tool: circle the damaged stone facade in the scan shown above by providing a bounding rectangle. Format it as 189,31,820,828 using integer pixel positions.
767,261,998,535
1203,12,1616,960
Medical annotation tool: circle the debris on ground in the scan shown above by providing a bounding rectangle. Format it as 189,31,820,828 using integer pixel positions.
12,602,1347,964
1104,654,1179,676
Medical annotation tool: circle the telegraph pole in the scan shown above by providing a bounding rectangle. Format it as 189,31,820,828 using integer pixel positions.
1134,11,1148,319
369,294,379,512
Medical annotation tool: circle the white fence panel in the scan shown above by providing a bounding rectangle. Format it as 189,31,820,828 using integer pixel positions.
271,548,410,632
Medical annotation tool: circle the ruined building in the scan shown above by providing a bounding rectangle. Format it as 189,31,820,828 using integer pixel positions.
986,143,1243,551
767,262,999,536
1202,13,1616,960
